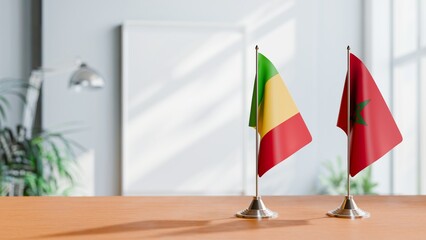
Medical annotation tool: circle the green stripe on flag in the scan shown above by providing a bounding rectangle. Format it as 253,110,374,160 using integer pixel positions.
249,53,279,127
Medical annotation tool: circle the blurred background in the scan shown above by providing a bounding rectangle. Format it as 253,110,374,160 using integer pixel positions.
0,0,424,196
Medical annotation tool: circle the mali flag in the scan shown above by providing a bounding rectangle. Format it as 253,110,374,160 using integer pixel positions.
337,53,403,176
249,53,312,177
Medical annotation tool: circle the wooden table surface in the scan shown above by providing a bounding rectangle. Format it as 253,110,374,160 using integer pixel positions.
1,196,425,239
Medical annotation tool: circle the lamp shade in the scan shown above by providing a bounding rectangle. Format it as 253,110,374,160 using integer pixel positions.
69,63,104,90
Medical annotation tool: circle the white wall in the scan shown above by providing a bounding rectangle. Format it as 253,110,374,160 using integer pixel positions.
0,0,31,127
42,0,363,195
365,0,426,195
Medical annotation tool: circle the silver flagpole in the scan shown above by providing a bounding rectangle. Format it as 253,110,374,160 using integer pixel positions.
347,45,351,198
255,45,259,198
327,46,369,219
236,45,277,219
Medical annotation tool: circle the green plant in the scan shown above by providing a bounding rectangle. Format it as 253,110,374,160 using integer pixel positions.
319,156,378,195
0,125,83,196
0,78,82,196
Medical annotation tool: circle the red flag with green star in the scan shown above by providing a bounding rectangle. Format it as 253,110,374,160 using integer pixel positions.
337,53,402,176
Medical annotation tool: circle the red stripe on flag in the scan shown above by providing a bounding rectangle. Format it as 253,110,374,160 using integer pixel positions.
258,113,312,177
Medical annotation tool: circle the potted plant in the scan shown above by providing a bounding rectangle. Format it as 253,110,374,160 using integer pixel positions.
0,79,81,196
318,156,378,195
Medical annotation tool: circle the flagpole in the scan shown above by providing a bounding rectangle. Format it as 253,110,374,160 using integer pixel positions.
255,45,259,198
326,46,369,218
347,45,351,197
236,45,277,219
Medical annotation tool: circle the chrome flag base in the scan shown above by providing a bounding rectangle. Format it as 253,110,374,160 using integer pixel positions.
236,196,278,219
327,195,370,219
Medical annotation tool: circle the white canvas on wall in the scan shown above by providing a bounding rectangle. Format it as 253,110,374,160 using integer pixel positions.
121,21,247,195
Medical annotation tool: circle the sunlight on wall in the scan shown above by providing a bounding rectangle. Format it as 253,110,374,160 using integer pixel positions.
173,31,243,79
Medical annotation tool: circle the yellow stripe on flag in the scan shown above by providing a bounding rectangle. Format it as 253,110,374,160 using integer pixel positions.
258,74,299,137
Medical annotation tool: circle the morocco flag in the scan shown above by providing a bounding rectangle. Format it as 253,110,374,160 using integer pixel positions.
249,53,312,177
337,53,402,176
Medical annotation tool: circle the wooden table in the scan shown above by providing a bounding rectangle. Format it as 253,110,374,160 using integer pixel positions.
1,196,425,239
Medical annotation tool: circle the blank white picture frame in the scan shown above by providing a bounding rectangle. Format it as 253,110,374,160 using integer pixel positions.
121,21,248,195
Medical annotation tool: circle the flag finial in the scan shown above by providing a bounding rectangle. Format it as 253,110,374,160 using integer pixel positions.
255,45,259,50
347,45,351,51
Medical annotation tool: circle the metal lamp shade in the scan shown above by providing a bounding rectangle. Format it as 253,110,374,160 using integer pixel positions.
69,63,104,90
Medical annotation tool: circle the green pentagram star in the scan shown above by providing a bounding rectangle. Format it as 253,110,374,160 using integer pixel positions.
351,99,371,126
